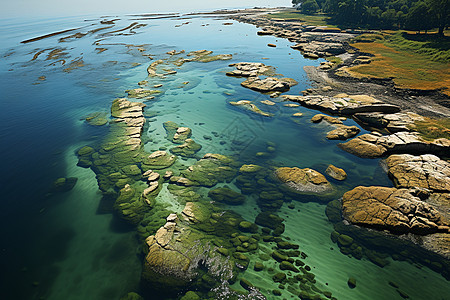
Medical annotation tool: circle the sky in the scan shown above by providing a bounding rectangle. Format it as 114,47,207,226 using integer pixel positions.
1,0,292,17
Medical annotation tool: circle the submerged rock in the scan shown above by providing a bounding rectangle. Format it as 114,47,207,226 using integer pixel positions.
170,138,202,158
229,100,273,117
142,151,177,170
85,112,108,126
181,153,238,187
208,187,245,205
325,165,347,181
51,177,78,193
114,183,150,225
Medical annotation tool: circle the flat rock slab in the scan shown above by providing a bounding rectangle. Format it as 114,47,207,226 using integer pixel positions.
386,154,450,192
226,62,272,77
354,112,424,133
242,76,295,93
339,131,450,158
343,186,449,235
282,94,400,115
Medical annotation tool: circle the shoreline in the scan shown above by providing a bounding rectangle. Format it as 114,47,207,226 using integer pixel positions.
226,7,450,119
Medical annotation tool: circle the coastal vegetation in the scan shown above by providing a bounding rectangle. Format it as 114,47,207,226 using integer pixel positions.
347,31,450,94
292,0,449,35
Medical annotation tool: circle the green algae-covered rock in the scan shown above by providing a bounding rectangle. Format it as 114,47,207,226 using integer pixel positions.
143,213,236,297
77,146,95,168
114,183,150,225
142,151,177,170
254,261,265,271
208,187,245,205
337,234,354,247
325,200,342,223
163,121,192,144
347,277,356,288
280,261,299,272
78,146,95,156
239,221,258,233
273,272,287,283
277,241,299,250
255,211,285,235
170,138,201,157
239,164,263,173
121,164,141,177
126,88,161,99
272,251,289,263
180,291,200,300
182,153,238,187
119,292,144,300
51,177,78,193
240,278,254,291
85,112,108,126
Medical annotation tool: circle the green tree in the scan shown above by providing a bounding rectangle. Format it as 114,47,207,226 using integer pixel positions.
301,0,320,13
405,1,434,33
426,0,449,35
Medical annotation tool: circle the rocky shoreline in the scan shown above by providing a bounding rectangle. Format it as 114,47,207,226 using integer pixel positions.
228,9,450,119
226,8,450,278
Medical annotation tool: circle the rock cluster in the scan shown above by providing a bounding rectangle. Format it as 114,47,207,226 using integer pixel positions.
227,62,297,94
233,14,356,58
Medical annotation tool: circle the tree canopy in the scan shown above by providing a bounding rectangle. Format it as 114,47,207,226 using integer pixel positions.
292,0,449,34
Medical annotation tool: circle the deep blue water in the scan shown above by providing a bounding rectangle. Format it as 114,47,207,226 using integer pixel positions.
0,12,448,300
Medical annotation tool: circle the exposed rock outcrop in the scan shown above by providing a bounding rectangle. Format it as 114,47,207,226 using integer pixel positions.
274,167,333,194
226,62,272,77
342,186,449,235
143,212,234,296
385,154,450,192
282,94,400,115
354,112,424,133
241,76,296,93
339,132,450,158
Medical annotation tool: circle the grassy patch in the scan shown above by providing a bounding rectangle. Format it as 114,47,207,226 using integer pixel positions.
348,32,450,95
411,117,450,141
326,56,343,66
264,10,334,28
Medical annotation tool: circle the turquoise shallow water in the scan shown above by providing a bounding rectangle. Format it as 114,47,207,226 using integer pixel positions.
0,12,448,300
